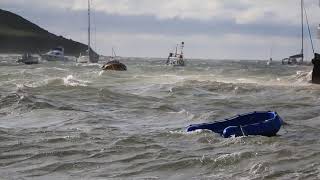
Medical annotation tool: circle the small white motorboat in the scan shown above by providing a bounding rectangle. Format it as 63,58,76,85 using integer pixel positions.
41,46,65,61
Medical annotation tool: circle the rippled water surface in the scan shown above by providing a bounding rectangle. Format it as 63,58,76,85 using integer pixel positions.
0,56,320,179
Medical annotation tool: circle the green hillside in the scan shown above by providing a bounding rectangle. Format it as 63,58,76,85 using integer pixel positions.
0,9,97,56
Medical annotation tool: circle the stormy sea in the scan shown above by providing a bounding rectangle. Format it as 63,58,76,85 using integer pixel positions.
0,55,319,179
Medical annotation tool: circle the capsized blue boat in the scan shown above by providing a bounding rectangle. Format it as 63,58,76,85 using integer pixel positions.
187,111,283,138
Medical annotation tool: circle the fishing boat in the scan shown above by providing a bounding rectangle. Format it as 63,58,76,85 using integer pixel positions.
187,111,283,138
102,47,127,71
166,42,185,66
41,46,65,61
17,53,39,64
77,0,99,63
282,0,315,65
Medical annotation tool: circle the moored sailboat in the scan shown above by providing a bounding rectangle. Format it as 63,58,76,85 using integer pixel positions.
17,53,39,64
77,0,99,63
282,0,314,65
267,43,274,65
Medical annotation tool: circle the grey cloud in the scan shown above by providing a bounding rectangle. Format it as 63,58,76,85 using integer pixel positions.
3,6,306,38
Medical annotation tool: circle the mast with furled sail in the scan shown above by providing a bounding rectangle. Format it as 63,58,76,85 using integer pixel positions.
77,0,99,63
318,24,320,39
282,0,307,65
318,0,320,39
301,0,304,62
87,0,91,61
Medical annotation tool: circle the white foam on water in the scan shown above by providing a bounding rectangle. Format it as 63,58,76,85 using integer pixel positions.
15,75,90,89
294,70,312,83
98,70,104,76
219,135,248,146
212,151,256,166
249,162,270,175
63,75,89,87
169,129,205,135
166,108,195,120
52,67,68,71
76,62,101,67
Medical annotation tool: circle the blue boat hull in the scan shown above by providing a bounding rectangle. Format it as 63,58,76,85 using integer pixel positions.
187,111,283,138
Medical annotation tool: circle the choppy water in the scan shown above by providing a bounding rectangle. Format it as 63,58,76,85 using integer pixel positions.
0,56,320,179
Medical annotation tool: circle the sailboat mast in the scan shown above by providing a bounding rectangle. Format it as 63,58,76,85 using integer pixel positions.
301,0,304,62
318,1,320,40
175,44,178,56
112,47,117,57
180,42,184,55
88,0,91,58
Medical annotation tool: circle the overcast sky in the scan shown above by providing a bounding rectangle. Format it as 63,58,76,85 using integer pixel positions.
1,0,320,60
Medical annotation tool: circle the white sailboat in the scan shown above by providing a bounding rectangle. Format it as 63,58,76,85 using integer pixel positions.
166,42,185,66
267,43,273,65
282,0,315,65
267,58,272,66
77,0,99,63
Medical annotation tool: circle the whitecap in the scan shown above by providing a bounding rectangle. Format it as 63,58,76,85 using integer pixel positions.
249,162,270,175
63,75,89,87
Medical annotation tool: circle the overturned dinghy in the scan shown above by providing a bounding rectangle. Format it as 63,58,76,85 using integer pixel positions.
187,111,283,138
102,60,127,71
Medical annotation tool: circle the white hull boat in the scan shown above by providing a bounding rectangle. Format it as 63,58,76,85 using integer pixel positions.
166,42,185,66
41,46,65,61
77,0,99,63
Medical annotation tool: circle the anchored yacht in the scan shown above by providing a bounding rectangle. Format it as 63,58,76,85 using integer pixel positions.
41,46,65,61
77,0,99,63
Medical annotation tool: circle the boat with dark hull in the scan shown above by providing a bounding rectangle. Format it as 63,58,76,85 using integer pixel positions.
17,53,39,65
187,111,283,138
102,60,127,71
101,48,127,71
312,53,320,84
311,4,320,84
